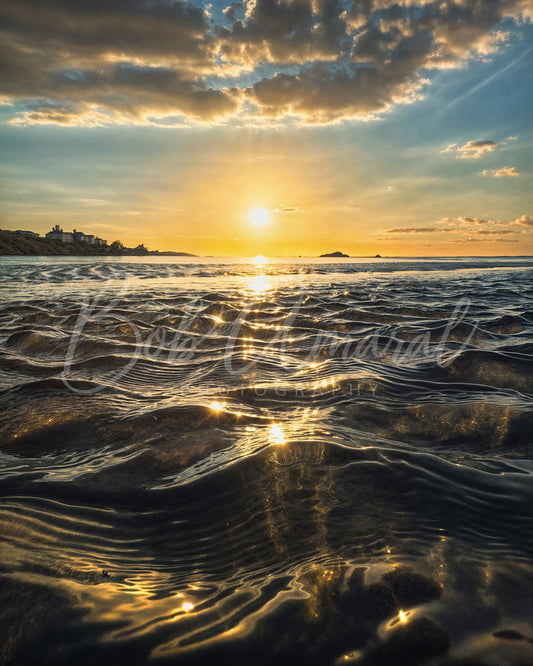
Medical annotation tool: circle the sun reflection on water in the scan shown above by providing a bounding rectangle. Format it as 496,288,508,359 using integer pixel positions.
249,274,271,291
269,423,286,445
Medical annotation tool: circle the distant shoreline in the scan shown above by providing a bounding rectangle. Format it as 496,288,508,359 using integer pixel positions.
0,232,531,259
0,230,197,257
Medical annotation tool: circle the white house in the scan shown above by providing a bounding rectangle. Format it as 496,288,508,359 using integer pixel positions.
45,225,73,242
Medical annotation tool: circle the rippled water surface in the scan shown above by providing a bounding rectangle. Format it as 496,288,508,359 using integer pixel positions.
1,256,532,666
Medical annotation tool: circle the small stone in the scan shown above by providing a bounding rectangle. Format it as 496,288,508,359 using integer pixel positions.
492,629,525,641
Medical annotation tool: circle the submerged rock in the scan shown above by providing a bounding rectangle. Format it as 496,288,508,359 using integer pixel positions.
381,566,443,607
492,629,525,641
375,616,450,663
362,581,398,620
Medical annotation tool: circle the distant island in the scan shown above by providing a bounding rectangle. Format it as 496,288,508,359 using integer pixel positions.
320,251,350,257
0,228,197,257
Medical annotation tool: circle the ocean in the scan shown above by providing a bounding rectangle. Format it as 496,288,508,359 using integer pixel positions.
0,256,532,665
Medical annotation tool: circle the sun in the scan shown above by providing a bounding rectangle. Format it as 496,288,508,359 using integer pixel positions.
250,208,269,227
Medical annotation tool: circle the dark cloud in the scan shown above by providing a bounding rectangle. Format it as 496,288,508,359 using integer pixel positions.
386,227,441,233
442,139,502,158
5,59,240,125
0,0,240,124
456,216,494,225
217,0,347,65
449,237,520,243
0,0,210,61
344,0,375,30
467,229,516,235
0,0,530,124
386,214,532,239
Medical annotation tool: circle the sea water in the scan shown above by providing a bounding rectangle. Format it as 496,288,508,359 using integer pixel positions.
0,256,532,665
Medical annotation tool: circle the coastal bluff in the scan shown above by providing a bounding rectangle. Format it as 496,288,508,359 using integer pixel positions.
0,230,196,256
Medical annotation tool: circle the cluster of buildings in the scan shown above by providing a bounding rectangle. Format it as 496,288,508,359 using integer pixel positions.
44,225,107,246
12,226,107,246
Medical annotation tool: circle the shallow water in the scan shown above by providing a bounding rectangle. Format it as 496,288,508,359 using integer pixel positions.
0,256,532,665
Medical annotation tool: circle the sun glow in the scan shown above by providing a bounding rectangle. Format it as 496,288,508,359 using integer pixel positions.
250,208,269,226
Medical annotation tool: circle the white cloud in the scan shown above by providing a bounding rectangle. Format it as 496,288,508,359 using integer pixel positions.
482,166,520,177
510,215,533,227
386,227,442,233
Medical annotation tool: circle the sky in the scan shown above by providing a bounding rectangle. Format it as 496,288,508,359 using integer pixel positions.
0,0,532,256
